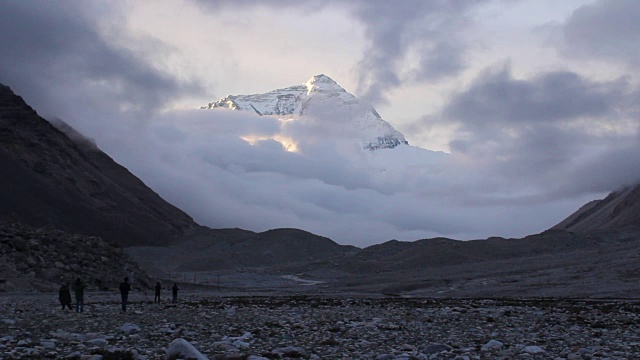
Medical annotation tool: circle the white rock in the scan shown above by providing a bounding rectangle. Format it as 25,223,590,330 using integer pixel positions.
481,340,503,351
523,345,545,354
87,338,108,348
165,338,209,360
40,341,56,348
225,306,237,317
233,340,251,349
66,351,82,359
120,323,141,333
273,346,307,357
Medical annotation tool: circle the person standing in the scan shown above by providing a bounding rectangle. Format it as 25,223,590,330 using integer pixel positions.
154,281,161,304
58,283,72,311
74,278,85,313
119,277,131,312
171,283,179,304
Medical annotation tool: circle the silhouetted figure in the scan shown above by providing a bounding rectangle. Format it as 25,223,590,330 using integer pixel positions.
119,277,131,312
154,282,161,303
172,283,179,304
58,283,72,310
74,278,85,313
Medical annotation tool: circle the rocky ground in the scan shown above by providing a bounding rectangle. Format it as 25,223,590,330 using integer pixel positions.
1,292,640,359
0,222,151,292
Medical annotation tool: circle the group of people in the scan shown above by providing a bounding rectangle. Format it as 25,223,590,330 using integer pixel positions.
155,281,179,304
58,278,86,312
58,277,179,313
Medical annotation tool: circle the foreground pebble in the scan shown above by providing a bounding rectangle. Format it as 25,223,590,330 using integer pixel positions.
0,294,639,359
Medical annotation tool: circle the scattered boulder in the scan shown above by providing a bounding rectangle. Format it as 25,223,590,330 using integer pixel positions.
1,296,639,359
166,338,209,360
423,343,451,354
272,346,307,358
120,323,141,334
481,339,503,351
87,338,108,348
522,345,545,354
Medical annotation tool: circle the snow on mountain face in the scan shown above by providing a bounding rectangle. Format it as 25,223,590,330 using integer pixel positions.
202,74,409,151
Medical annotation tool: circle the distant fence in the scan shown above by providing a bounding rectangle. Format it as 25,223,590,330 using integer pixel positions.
166,272,221,288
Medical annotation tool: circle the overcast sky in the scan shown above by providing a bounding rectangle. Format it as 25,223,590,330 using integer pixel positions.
1,0,639,247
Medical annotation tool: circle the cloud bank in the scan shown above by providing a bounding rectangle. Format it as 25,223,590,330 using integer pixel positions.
113,108,588,247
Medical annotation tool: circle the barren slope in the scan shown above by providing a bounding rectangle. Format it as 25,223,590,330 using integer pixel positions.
0,84,197,246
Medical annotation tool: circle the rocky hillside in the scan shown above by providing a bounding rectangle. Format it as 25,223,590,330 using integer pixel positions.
126,227,359,274
0,84,197,246
332,231,599,274
125,225,640,297
552,183,640,232
0,222,150,292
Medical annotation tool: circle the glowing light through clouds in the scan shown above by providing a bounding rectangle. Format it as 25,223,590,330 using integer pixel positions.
1,0,639,246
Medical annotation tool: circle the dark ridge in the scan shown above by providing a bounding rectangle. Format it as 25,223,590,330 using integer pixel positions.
0,83,198,246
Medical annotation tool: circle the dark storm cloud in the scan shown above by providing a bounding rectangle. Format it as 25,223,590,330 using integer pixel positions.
445,65,627,127
0,1,203,124
413,41,466,82
345,0,485,104
558,0,640,68
440,64,640,200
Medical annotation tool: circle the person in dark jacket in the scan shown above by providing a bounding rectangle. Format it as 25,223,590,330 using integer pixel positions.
154,281,161,304
58,283,72,310
74,278,85,313
171,283,179,304
119,277,131,312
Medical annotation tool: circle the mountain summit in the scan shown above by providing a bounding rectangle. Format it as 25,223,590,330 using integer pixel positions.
202,74,409,151
304,74,343,93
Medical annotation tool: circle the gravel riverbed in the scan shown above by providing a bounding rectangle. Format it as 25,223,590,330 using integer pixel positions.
1,292,640,359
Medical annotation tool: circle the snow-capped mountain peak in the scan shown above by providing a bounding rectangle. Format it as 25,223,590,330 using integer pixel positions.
201,75,409,151
304,74,344,95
